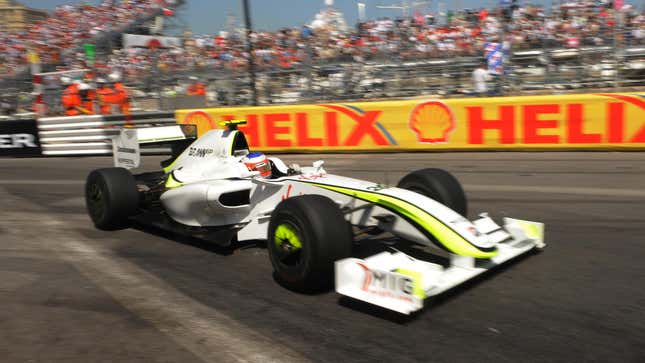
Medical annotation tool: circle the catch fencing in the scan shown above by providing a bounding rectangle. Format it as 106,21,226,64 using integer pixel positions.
122,44,645,108
3,43,644,115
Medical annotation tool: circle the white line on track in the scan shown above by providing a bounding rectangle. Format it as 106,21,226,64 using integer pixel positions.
463,185,645,198
0,187,309,363
0,179,84,185
1,179,644,198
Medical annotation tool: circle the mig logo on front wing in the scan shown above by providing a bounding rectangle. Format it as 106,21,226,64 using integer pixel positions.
409,100,456,143
356,262,414,299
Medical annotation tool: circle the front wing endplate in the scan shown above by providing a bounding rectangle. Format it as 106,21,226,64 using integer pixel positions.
335,217,544,314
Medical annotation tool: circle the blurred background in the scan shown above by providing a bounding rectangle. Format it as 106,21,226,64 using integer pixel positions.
1,0,644,116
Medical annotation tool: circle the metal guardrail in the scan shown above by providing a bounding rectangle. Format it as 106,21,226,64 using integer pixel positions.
4,43,643,115
37,111,176,156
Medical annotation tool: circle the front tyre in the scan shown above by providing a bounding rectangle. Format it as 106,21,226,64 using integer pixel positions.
397,168,467,216
85,167,139,230
268,195,352,291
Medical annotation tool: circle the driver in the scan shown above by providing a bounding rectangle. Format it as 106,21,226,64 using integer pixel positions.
243,152,272,178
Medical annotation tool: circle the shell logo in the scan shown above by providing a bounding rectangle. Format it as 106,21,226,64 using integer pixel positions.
182,110,216,135
409,100,456,143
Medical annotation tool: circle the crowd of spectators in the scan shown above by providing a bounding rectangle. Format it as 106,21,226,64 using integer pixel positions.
1,0,644,83
0,0,162,77
99,1,645,83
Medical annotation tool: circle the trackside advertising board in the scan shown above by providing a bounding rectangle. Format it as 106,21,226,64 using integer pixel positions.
175,93,645,151
0,119,42,156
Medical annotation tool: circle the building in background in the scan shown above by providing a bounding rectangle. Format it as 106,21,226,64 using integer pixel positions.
0,0,48,33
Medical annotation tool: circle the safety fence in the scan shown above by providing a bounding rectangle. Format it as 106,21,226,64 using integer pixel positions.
116,44,645,108
4,43,643,117
38,112,176,156
0,111,176,157
175,92,645,152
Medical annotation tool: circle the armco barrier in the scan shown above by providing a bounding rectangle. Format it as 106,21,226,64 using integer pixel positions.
37,112,176,156
175,93,645,151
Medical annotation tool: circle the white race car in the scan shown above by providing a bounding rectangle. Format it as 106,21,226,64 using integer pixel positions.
85,121,545,314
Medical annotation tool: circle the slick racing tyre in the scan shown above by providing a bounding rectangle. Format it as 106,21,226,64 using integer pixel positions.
268,195,352,291
397,168,467,217
85,167,139,230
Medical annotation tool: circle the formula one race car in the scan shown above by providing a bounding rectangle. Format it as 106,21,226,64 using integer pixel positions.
85,121,545,314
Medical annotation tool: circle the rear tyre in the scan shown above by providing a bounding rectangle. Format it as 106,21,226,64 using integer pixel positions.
85,167,139,230
268,195,352,291
397,168,467,216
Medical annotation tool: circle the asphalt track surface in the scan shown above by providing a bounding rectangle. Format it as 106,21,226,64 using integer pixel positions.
1,152,644,363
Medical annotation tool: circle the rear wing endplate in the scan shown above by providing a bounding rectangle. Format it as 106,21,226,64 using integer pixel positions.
112,125,197,169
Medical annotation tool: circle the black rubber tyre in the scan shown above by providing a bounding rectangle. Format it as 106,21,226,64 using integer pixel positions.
85,167,139,230
397,168,467,217
268,195,352,291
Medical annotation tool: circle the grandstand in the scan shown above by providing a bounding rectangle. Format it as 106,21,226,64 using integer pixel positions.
0,0,185,114
0,0,643,114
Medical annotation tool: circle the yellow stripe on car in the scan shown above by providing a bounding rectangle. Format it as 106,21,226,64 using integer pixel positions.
162,158,178,174
165,173,184,189
396,268,425,299
309,183,497,259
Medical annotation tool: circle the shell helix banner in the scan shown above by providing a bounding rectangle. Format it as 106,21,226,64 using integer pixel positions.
174,93,645,151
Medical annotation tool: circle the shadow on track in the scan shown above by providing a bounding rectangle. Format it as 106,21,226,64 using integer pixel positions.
128,218,259,256
126,214,543,323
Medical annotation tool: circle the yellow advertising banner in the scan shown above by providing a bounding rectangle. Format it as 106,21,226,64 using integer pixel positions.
175,93,645,151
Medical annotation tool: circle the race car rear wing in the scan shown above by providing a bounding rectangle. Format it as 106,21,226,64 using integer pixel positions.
112,125,197,169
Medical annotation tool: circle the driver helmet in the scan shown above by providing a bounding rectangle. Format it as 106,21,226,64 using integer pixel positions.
243,152,271,177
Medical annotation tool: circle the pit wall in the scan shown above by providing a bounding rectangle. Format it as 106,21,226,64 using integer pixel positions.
175,93,645,152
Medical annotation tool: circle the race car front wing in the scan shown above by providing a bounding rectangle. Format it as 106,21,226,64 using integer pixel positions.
335,216,545,314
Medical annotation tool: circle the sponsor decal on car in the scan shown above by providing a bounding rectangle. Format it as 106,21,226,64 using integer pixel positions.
356,262,416,302
188,147,214,157
297,172,326,181
112,128,140,169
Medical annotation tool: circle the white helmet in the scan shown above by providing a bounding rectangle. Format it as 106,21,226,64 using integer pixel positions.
79,82,91,91
60,76,72,85
108,73,121,82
